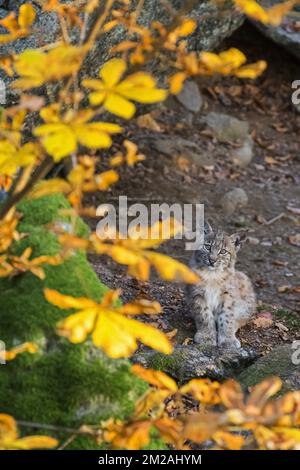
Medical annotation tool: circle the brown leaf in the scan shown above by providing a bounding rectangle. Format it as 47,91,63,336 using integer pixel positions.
287,205,300,215
166,328,178,339
137,113,162,132
288,234,300,247
252,317,274,329
278,285,300,294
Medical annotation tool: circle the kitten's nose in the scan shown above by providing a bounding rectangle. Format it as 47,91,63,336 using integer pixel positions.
209,258,216,266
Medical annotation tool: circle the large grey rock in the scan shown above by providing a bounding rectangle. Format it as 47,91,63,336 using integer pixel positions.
133,345,257,383
150,135,214,167
220,187,249,215
252,1,300,60
1,1,244,74
205,112,250,142
238,344,300,391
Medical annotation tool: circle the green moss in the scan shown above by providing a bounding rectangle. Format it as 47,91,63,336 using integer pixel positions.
0,194,147,449
238,344,299,394
141,350,186,382
273,308,300,331
18,194,88,238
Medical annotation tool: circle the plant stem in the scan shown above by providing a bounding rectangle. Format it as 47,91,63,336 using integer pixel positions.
0,156,54,219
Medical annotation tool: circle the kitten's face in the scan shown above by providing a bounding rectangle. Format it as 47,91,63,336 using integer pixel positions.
193,230,242,271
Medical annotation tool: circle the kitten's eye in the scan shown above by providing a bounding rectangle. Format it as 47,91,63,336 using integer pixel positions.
204,244,211,251
220,249,228,255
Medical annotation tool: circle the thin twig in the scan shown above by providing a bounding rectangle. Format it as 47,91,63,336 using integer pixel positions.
0,156,54,219
264,212,285,226
17,420,95,436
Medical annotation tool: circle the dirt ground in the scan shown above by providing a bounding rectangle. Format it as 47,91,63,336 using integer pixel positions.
86,23,300,358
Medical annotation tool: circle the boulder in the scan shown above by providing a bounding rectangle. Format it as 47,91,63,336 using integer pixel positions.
133,344,257,383
252,1,300,61
238,343,300,392
220,187,249,215
0,194,151,449
205,112,250,142
0,1,244,90
150,134,214,167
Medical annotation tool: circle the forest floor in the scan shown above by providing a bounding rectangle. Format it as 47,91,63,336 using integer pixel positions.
86,22,300,359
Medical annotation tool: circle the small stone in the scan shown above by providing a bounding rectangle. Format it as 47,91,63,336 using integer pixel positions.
248,237,260,245
261,240,273,247
175,80,203,113
231,137,254,167
220,188,248,215
151,135,214,168
205,112,249,142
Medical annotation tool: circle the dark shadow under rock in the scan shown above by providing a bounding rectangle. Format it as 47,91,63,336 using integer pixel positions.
133,345,258,383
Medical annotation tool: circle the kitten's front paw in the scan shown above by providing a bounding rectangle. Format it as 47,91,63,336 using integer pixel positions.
194,331,217,346
218,337,241,350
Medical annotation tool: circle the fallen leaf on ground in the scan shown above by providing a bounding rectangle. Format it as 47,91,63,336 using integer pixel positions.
288,234,300,247
275,322,289,332
165,329,178,341
286,205,300,215
137,113,162,132
278,285,300,294
252,317,274,328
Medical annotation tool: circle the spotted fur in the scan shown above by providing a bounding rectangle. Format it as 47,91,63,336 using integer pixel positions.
186,225,256,349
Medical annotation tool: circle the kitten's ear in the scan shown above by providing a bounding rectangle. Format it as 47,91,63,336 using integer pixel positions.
230,232,248,251
204,221,213,236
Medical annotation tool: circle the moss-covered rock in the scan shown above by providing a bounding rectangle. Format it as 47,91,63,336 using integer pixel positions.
238,344,300,393
134,344,257,384
0,194,148,449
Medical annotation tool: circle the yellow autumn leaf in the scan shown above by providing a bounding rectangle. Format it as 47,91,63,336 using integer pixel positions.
83,58,167,119
33,106,122,160
0,414,57,450
44,288,172,358
167,18,197,45
8,247,62,280
28,178,72,199
0,3,36,43
0,342,38,362
131,364,178,392
234,0,296,26
213,430,245,450
0,140,39,176
91,219,199,283
18,3,36,29
180,378,221,405
0,208,21,253
102,418,152,450
234,60,267,78
169,72,188,94
124,140,145,166
145,251,200,283
94,170,119,190
12,45,84,89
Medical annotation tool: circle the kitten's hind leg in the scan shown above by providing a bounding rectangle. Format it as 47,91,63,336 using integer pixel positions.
191,295,217,346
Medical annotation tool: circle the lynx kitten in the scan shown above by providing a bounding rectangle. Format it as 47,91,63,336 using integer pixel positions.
186,224,256,349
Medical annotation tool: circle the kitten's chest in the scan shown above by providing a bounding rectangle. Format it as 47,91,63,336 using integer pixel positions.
202,277,226,313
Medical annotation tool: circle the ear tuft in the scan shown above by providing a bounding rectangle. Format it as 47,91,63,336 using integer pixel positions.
230,232,248,250
204,221,213,236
